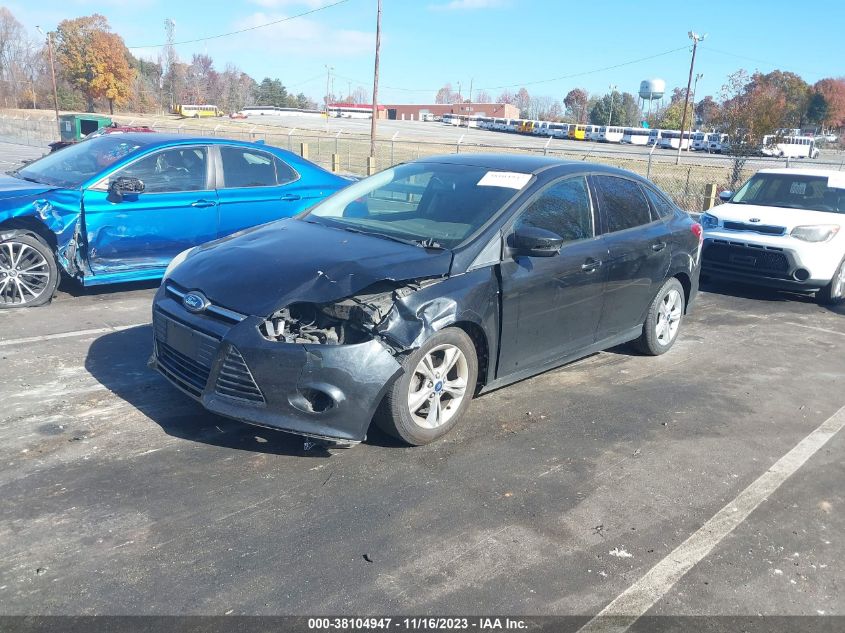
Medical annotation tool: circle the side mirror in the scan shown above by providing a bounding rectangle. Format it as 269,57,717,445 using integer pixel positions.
108,176,145,202
509,225,563,258
718,190,733,202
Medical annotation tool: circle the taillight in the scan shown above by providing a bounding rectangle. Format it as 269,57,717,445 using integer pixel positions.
691,222,703,242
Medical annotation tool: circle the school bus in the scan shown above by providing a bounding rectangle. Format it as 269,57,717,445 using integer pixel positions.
177,104,222,118
569,124,589,141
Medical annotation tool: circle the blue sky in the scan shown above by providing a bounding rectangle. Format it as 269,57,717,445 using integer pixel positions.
10,0,844,104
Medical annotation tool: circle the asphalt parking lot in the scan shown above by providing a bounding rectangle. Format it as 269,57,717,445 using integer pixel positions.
1,272,843,620
1,139,843,624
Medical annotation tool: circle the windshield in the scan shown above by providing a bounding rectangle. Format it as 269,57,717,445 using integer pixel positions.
731,173,845,213
302,162,529,249
15,136,149,188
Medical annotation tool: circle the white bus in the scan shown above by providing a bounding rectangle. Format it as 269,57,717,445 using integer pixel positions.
476,116,494,130
647,129,663,146
547,123,568,139
658,130,692,150
442,113,459,126
708,134,730,153
598,126,624,143
585,125,602,141
761,135,820,158
691,132,707,151
623,127,651,145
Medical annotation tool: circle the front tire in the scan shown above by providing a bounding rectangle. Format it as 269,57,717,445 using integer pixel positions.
375,328,478,446
817,258,845,306
0,231,59,308
632,278,686,356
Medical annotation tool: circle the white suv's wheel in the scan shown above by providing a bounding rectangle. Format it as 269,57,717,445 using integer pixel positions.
817,258,845,306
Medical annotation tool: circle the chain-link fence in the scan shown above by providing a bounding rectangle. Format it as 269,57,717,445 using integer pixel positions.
3,112,844,213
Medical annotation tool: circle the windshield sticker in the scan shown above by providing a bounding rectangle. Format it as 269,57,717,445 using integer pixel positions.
789,182,807,195
477,171,532,190
827,173,845,190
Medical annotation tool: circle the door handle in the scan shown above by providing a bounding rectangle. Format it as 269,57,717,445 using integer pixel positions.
581,258,603,272
191,200,217,208
651,241,667,252
280,194,302,202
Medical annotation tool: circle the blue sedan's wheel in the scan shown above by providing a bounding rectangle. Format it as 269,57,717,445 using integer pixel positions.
0,233,59,308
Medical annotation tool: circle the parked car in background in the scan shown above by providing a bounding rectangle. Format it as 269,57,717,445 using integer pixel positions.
0,134,350,308
152,154,702,446
84,123,156,139
700,168,845,304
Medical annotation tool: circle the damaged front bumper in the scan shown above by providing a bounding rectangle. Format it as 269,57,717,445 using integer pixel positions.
149,287,403,442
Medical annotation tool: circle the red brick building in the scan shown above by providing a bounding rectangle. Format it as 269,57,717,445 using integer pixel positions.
382,102,519,121
328,102,519,120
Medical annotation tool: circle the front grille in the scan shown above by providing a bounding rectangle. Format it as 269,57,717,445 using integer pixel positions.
723,221,785,236
214,346,265,405
705,240,790,275
153,311,219,397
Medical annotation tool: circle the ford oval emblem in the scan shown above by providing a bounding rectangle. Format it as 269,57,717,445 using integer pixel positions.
748,218,761,223
182,292,207,313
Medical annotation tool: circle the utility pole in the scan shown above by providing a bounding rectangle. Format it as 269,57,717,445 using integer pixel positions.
36,26,60,134
687,72,703,152
468,78,473,105
606,84,617,127
677,31,705,164
324,64,333,113
369,0,382,158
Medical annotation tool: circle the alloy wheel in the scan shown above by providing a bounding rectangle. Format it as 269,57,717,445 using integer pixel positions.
833,261,845,299
407,343,469,429
655,288,683,346
0,240,51,306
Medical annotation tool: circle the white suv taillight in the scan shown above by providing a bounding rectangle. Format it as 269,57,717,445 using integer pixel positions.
791,225,840,242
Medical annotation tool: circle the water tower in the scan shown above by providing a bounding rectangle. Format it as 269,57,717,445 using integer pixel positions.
639,78,666,125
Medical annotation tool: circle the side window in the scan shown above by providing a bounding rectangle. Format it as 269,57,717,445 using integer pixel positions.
642,186,676,219
114,147,208,193
593,175,653,232
220,147,277,188
515,177,593,242
274,157,298,185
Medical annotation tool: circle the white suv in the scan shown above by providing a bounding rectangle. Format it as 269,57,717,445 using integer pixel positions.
700,168,845,305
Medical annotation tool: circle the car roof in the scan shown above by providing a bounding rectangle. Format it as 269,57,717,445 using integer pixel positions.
102,132,282,151
413,153,630,177
757,167,840,178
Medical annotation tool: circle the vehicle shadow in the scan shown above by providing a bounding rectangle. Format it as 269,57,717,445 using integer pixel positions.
84,325,334,458
58,276,161,298
700,277,845,315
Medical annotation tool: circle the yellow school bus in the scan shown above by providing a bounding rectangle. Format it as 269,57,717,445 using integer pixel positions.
569,124,588,140
177,104,222,118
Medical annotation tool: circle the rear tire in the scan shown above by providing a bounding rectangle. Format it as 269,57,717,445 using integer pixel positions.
375,328,478,446
632,278,686,356
817,258,845,306
0,231,59,308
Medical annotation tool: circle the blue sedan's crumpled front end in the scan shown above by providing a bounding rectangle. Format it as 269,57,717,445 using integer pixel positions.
149,284,403,442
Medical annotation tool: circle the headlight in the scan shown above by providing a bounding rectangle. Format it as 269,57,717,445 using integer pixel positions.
163,247,195,280
790,225,840,243
700,213,719,229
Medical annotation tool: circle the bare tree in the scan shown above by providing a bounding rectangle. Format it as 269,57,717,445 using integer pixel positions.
435,82,453,104
475,90,492,103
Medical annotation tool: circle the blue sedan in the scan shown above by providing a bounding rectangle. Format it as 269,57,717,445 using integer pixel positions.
0,133,351,307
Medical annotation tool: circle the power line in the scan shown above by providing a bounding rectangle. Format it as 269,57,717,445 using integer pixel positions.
335,44,690,95
698,45,820,77
126,0,351,49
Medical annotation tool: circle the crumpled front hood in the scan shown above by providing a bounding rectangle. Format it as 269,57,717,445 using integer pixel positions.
0,175,58,202
170,219,453,317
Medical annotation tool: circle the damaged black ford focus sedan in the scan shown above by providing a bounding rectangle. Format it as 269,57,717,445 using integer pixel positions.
151,154,702,445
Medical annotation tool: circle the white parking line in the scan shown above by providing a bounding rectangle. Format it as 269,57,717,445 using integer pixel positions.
578,403,845,633
0,323,150,348
784,322,845,338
